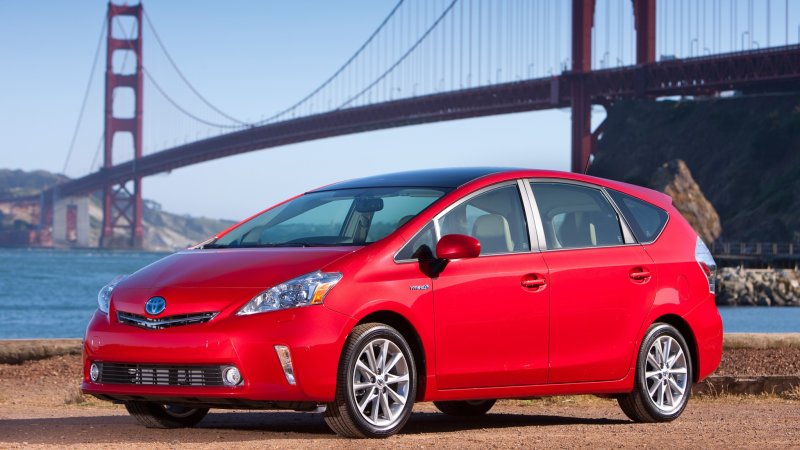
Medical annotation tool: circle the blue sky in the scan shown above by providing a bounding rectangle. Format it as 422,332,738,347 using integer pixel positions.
1,1,797,220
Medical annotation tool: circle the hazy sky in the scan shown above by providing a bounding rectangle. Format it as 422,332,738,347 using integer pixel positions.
1,1,797,221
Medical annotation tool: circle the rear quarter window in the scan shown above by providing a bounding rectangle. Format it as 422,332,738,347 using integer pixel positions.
607,190,668,243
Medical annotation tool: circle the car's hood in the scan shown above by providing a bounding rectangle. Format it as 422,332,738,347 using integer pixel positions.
122,247,358,289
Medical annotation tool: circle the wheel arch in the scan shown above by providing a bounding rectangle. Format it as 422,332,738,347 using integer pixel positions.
653,314,700,383
356,310,427,401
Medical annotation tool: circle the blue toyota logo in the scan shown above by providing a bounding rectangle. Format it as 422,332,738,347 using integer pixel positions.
145,297,166,315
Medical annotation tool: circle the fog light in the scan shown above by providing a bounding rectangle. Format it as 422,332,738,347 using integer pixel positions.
274,345,296,385
90,363,100,382
222,366,242,386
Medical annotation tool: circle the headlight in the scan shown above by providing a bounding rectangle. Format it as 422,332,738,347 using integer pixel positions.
97,275,128,314
237,271,342,316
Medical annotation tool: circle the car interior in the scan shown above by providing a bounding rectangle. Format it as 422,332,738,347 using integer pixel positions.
532,183,624,250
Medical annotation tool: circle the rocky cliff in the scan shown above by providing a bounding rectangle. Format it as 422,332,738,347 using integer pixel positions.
589,93,800,243
649,159,721,243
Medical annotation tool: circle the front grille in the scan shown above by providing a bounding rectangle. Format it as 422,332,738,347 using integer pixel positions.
98,362,225,386
117,311,217,330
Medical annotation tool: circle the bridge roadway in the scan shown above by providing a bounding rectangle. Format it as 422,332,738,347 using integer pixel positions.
58,44,800,197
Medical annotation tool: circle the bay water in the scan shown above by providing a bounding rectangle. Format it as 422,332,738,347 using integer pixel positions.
0,248,798,339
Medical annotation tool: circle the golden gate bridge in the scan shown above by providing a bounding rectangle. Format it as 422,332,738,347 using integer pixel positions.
4,0,800,248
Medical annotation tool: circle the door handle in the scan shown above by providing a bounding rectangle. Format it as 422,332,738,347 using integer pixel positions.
629,268,652,281
521,274,547,289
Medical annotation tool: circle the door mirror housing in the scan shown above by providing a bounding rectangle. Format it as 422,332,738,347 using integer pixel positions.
436,234,481,260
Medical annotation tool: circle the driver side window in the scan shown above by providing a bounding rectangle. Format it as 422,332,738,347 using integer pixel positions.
436,185,530,255
395,184,531,260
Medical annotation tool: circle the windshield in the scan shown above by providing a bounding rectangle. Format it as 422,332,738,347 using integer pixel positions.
206,187,449,248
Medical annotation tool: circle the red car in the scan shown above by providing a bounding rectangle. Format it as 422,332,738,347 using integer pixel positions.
82,168,722,438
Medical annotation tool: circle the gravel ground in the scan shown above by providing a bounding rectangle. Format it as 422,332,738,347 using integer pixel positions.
715,347,800,376
0,352,798,448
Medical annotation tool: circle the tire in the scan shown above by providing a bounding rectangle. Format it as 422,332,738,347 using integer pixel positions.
324,322,417,438
433,399,496,416
618,323,693,423
124,402,209,428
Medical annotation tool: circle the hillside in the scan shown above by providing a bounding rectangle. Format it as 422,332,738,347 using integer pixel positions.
589,93,800,242
0,169,236,251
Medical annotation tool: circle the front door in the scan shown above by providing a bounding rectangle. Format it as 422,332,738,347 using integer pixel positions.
432,183,550,389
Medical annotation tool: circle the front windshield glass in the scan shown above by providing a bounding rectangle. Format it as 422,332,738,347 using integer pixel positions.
207,187,449,248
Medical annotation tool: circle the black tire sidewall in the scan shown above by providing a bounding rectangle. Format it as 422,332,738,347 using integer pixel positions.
636,324,693,421
343,325,417,437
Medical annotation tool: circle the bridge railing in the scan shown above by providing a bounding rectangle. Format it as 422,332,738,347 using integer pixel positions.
710,242,799,258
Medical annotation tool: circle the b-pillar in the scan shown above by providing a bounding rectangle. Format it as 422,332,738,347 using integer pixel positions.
570,0,656,173
101,2,144,248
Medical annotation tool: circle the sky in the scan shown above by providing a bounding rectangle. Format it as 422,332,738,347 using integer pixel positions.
1,1,798,221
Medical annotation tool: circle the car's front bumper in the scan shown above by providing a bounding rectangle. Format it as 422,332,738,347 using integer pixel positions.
81,305,353,405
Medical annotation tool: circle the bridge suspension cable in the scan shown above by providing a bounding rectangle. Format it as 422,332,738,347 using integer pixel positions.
111,14,245,131
142,8,251,126
62,17,106,175
141,66,244,129
339,0,459,108
258,0,406,124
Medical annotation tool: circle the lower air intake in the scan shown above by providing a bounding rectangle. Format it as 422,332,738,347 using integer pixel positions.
97,363,225,386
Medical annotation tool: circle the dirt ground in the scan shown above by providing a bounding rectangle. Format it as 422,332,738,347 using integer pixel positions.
0,353,799,448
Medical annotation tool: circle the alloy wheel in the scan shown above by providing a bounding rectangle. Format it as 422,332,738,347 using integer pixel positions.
350,338,410,428
644,335,689,413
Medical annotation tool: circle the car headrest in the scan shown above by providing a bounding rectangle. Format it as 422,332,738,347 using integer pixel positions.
472,214,514,253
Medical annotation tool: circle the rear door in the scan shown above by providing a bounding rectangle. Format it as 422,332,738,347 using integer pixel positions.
527,181,657,384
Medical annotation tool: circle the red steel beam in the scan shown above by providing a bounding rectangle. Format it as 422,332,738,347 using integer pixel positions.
633,0,657,65
53,45,800,199
570,0,596,173
101,2,143,248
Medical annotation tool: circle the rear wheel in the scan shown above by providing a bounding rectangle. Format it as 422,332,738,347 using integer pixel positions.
434,399,496,416
124,402,209,428
324,323,417,438
618,323,693,422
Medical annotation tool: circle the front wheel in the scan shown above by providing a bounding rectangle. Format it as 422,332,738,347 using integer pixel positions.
618,323,693,422
324,323,417,438
124,402,209,428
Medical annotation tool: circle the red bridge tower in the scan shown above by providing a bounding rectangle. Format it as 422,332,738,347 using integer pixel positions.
570,0,657,173
101,2,144,248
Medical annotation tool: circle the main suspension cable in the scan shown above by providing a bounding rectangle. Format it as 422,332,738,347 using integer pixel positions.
260,0,406,123
143,8,250,126
339,0,460,109
62,17,106,175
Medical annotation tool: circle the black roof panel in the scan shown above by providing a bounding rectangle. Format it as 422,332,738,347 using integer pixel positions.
311,167,519,192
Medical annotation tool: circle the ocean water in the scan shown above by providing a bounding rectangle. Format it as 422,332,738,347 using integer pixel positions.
0,249,167,339
0,249,798,339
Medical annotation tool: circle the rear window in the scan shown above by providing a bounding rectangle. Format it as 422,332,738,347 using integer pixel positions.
607,190,668,243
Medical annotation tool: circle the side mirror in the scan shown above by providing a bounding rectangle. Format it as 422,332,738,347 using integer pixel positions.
436,234,481,260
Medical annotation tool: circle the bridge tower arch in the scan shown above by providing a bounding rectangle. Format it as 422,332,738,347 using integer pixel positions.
101,2,144,248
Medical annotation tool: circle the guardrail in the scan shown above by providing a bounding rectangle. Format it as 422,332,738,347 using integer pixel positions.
711,242,799,259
